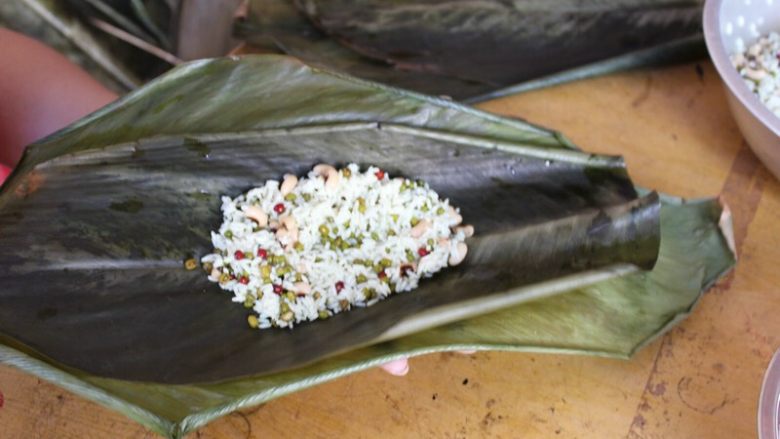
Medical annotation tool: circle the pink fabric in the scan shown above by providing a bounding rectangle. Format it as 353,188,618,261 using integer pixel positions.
0,164,10,184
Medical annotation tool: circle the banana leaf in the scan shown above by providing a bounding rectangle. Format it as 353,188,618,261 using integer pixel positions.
241,0,706,101
0,56,734,436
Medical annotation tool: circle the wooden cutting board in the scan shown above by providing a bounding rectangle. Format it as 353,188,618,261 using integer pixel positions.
1,60,776,439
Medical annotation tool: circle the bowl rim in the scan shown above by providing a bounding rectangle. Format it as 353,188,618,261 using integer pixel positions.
703,0,780,136
758,348,780,439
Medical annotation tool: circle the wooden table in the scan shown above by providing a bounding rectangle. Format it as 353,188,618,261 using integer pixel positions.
1,61,777,438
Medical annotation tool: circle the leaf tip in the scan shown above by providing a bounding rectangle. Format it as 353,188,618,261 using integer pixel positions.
717,196,737,260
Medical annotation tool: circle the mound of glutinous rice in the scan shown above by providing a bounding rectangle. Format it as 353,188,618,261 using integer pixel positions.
202,164,473,329
732,32,780,117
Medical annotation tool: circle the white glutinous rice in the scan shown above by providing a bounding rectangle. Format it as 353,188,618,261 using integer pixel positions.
201,163,473,329
732,32,780,117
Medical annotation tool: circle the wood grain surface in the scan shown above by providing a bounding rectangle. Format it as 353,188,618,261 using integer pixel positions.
1,61,777,439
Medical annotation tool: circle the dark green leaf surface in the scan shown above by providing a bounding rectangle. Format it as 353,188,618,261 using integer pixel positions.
0,56,733,436
294,0,703,87
240,0,496,99
243,0,704,100
0,195,732,438
9,55,575,176
0,118,659,384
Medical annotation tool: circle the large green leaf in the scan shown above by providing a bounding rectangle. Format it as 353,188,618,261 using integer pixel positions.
242,0,705,101
239,0,497,99
0,56,659,383
0,195,732,438
0,56,733,436
294,0,703,85
10,55,576,175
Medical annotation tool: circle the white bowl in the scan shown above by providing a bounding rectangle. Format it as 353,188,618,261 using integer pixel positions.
759,348,780,439
704,0,780,179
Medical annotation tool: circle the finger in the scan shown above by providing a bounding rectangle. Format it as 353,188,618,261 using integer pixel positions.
379,358,409,376
0,29,117,167
0,164,11,185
